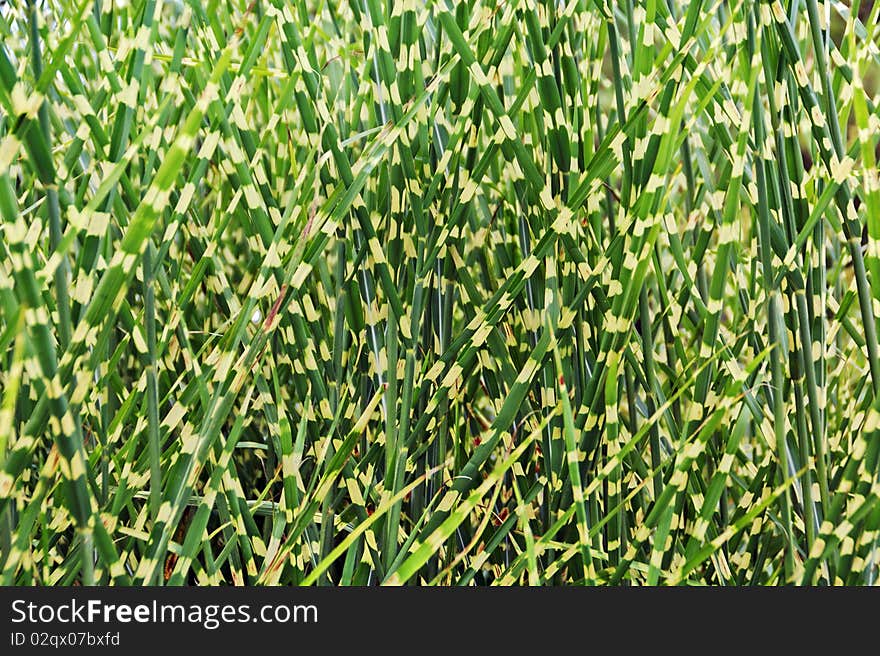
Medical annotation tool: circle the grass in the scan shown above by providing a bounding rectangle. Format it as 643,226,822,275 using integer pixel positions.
0,0,879,586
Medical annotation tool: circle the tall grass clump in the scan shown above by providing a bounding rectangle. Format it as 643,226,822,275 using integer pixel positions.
1,0,879,586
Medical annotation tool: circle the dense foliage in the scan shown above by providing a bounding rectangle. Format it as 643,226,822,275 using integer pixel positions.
1,0,879,585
